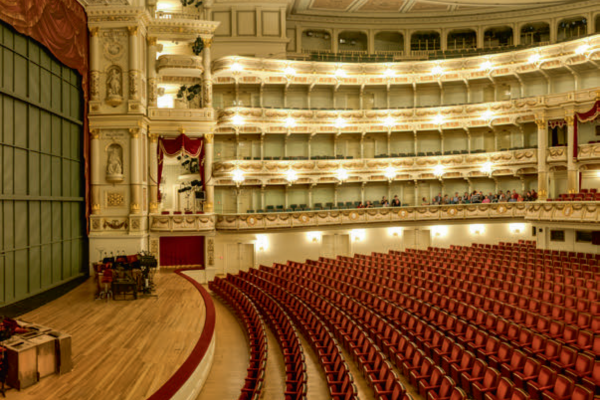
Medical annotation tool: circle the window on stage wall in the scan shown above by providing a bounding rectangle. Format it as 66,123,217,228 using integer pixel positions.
550,230,565,242
0,22,87,306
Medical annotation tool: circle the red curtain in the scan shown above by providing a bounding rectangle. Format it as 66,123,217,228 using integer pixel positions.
0,0,90,230
574,100,600,160
160,236,205,268
158,134,205,201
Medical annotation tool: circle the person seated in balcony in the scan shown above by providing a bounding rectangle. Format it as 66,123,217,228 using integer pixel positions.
421,197,429,205
442,194,450,204
498,191,507,202
452,192,460,204
471,190,482,203
391,195,401,207
462,192,470,203
511,189,519,200
357,202,365,208
524,191,533,201
433,192,442,205
365,201,374,208
531,189,538,200
482,195,491,204
381,196,389,207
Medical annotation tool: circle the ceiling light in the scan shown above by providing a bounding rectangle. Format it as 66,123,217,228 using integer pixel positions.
337,168,349,182
480,60,493,70
232,168,245,185
509,223,525,234
157,94,174,109
350,229,365,242
284,66,296,76
285,117,296,128
307,232,321,242
528,54,541,64
335,117,346,129
232,114,244,126
384,167,396,181
432,225,448,237
230,62,243,72
433,114,445,125
431,65,444,75
433,165,444,177
470,224,484,235
576,44,590,55
285,169,298,183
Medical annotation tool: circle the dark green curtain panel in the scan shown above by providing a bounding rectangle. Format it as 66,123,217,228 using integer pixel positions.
0,21,87,305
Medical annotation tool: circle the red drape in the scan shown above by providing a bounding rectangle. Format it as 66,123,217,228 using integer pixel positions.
574,100,600,160
158,134,205,202
160,236,205,268
0,0,90,230
548,119,566,129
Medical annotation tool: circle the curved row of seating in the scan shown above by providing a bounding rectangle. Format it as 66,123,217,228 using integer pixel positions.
259,243,600,400
231,270,358,400
208,278,268,400
227,275,308,399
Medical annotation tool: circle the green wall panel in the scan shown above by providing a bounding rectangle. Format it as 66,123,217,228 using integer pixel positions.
0,21,86,306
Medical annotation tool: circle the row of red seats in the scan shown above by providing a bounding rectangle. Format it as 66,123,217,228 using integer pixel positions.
208,278,267,400
553,191,600,201
278,253,600,400
254,264,472,400
228,276,307,399
240,269,407,400
231,271,359,400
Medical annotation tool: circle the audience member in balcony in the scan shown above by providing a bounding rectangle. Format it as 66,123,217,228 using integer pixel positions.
421,197,429,205
452,192,460,204
356,202,364,208
531,189,538,200
391,195,401,207
511,189,519,200
524,191,534,201
482,195,491,204
433,192,443,205
365,201,374,208
381,196,389,207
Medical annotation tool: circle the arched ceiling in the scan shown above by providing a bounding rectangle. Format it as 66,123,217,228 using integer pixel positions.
291,0,588,17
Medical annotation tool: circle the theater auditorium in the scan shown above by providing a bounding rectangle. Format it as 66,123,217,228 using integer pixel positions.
1,0,600,399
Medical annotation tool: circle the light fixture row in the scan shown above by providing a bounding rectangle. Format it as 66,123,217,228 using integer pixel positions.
231,162,495,184
229,110,496,128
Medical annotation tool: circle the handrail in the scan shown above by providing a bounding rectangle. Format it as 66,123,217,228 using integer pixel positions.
146,268,216,400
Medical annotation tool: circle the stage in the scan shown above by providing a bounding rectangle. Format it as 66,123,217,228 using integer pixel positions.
6,271,206,400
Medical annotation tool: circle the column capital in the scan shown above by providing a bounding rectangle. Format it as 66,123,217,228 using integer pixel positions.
89,27,100,37
564,115,575,126
535,119,546,129
203,38,213,48
147,36,158,46
204,133,214,144
148,133,160,143
127,26,139,36
129,128,140,139
90,129,100,140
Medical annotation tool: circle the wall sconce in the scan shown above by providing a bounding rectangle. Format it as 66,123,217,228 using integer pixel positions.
470,224,485,235
480,60,493,71
384,166,396,182
481,110,494,121
433,114,445,125
232,114,244,126
481,161,493,176
433,165,445,178
256,234,268,251
285,169,298,184
285,117,296,128
307,232,321,243
284,66,296,76
510,223,525,234
351,229,365,242
335,68,347,78
389,227,402,237
232,168,245,187
383,116,395,128
431,65,444,76
230,62,243,73
335,117,347,129
528,53,541,64
432,225,448,238
337,168,349,183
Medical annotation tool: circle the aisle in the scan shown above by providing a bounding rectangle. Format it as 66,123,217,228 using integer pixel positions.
196,295,249,400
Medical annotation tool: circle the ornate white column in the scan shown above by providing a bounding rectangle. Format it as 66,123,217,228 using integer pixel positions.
89,27,100,102
90,129,101,214
147,36,158,107
129,127,142,214
414,180,419,205
566,115,578,194
128,26,141,104
203,38,213,108
148,132,159,213
204,133,215,213
536,119,549,200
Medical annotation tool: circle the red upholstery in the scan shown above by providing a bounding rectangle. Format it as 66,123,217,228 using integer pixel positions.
484,377,515,400
473,367,501,400
540,375,575,400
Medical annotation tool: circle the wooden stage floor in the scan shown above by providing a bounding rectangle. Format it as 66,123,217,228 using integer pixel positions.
6,270,206,400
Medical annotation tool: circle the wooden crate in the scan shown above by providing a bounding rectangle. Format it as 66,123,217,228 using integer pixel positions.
28,334,57,379
3,339,38,390
48,331,72,375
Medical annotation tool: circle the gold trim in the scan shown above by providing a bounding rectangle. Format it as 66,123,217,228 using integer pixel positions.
204,133,214,144
127,26,139,36
89,27,100,37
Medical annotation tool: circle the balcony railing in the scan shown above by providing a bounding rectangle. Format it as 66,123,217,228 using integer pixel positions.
155,10,204,21
149,213,215,232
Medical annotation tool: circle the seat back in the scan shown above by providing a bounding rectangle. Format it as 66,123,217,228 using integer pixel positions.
481,367,500,390
458,350,475,370
471,359,487,379
522,358,541,378
496,342,512,361
509,349,527,370
536,366,557,387
439,376,456,397
449,387,468,400
496,377,515,400
543,340,561,359
551,375,574,398
570,385,594,400
510,388,530,400
429,366,445,387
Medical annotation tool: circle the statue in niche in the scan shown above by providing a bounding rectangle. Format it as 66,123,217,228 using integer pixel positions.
105,65,123,107
106,143,124,182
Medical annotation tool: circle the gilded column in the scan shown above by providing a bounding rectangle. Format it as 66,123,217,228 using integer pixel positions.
89,27,100,101
566,115,578,194
536,119,549,200
147,36,158,107
204,133,214,213
203,38,213,108
148,132,159,213
130,127,142,214
128,26,140,103
90,129,101,214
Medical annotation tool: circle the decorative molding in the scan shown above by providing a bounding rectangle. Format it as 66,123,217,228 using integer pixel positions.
204,133,214,144
149,214,216,232
103,219,129,230
127,25,139,36
106,192,125,207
